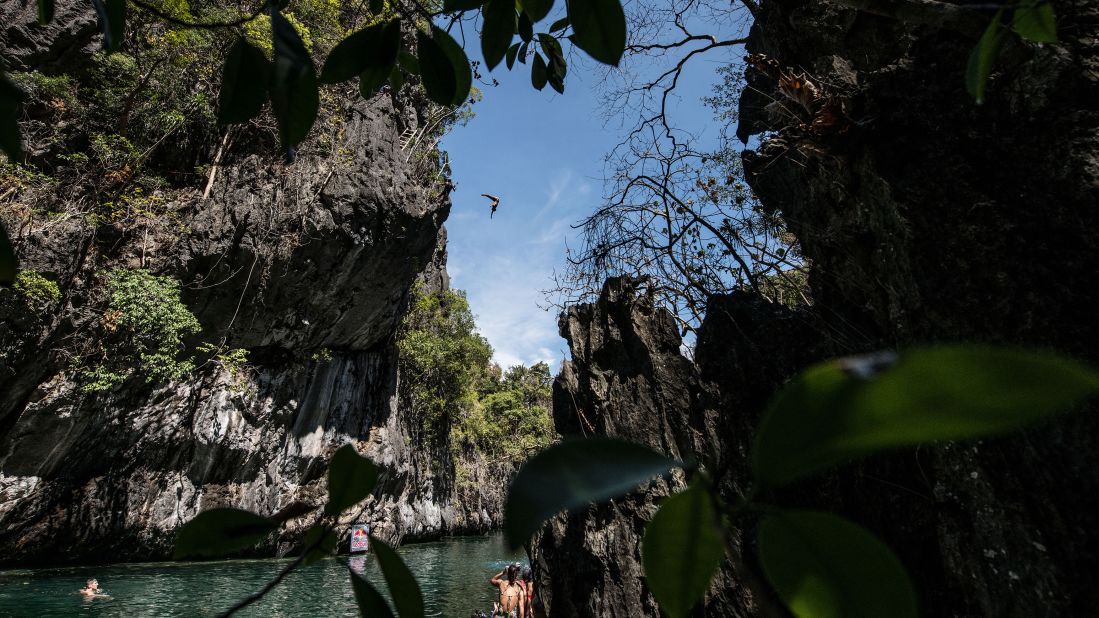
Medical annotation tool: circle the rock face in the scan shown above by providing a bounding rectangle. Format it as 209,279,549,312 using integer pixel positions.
0,1,492,565
533,277,723,617
536,0,1099,615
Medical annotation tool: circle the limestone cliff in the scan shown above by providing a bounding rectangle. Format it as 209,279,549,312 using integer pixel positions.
534,0,1099,614
0,1,494,565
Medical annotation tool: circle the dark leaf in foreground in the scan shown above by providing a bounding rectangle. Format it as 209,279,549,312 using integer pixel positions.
173,508,277,559
752,346,1099,487
218,38,270,125
643,480,725,618
325,444,379,516
504,437,679,549
757,509,917,618
371,536,425,618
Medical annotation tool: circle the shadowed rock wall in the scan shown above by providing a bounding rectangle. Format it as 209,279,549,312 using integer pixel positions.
534,0,1099,614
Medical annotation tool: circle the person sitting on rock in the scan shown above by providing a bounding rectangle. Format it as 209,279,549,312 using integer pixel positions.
490,565,525,617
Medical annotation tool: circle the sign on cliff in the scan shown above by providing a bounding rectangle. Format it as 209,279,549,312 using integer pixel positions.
350,524,370,553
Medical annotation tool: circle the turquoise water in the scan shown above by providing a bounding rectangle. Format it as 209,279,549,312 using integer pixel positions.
0,534,526,617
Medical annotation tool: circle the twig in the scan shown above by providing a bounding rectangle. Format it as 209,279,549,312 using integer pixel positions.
203,129,235,200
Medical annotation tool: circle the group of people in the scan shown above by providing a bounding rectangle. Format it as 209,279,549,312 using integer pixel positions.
475,563,540,618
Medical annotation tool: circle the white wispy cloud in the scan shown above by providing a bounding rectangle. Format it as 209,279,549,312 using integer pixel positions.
446,167,589,370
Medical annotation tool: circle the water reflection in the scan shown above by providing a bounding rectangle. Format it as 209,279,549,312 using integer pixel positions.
0,534,526,617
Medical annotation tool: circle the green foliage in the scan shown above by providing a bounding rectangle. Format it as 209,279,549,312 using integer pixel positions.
967,1,1057,103
757,509,917,618
173,508,277,559
752,347,1099,487
642,480,725,618
1013,1,1057,42
504,437,680,549
10,71,78,110
13,270,61,305
82,268,201,392
966,11,1007,104
397,288,493,438
454,362,556,463
325,444,379,516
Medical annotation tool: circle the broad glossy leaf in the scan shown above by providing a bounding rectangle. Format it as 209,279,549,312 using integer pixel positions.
481,0,516,71
218,38,270,125
103,0,126,52
538,33,564,63
518,12,534,42
758,509,917,618
567,0,625,65
398,51,420,75
389,65,406,93
349,569,397,618
320,20,401,84
1013,3,1057,43
325,444,379,516
370,537,425,618
173,508,277,559
360,68,387,98
547,65,565,93
531,52,548,90
0,72,23,162
643,481,725,618
753,346,1099,487
37,0,55,24
548,16,569,32
966,11,1006,104
504,437,679,549
518,41,529,63
270,12,319,149
0,222,16,285
302,524,338,565
417,30,457,106
444,0,484,10
506,42,521,70
522,0,554,22
432,26,473,105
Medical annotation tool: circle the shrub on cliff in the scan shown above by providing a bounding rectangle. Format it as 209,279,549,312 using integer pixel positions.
79,267,201,392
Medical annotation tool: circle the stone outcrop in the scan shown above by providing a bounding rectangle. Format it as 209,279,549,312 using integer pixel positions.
0,1,493,565
535,0,1099,614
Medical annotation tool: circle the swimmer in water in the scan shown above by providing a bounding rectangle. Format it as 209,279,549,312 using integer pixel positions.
79,578,100,598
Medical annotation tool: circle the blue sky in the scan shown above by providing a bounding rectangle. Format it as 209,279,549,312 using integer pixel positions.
440,26,744,370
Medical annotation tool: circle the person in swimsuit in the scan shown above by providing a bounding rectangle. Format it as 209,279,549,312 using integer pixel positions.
490,565,525,617
519,566,542,618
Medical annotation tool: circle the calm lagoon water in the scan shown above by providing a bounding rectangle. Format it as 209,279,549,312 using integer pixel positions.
0,534,525,617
